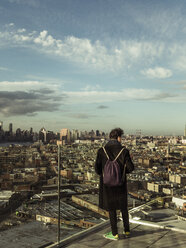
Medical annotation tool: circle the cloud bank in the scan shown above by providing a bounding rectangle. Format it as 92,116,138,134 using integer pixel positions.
0,88,65,117
0,85,185,118
0,24,180,73
64,88,179,104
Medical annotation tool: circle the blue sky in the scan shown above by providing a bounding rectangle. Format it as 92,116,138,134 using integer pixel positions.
0,0,186,135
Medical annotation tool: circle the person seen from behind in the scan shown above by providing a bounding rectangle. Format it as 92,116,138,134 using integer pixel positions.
95,128,134,240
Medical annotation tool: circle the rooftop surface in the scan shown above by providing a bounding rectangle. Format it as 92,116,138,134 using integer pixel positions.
48,220,186,248
0,221,81,248
0,211,186,247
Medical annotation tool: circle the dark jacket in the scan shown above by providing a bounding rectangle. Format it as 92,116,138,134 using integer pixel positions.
95,139,134,211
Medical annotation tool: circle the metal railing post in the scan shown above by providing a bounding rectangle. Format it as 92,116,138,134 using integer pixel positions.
57,144,61,244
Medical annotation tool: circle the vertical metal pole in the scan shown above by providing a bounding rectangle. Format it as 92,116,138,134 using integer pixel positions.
57,144,61,244
133,199,135,208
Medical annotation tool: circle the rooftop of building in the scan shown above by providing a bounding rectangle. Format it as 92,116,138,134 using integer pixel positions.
46,218,186,248
1,206,186,248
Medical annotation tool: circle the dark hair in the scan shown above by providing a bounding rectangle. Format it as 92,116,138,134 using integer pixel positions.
109,128,124,139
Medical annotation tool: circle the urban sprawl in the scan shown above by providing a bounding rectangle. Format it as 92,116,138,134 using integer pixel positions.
0,121,186,243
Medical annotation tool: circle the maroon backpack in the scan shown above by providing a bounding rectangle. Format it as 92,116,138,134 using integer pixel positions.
103,147,125,187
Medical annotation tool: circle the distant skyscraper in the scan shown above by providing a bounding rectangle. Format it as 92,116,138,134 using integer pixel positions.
60,128,68,140
60,128,67,138
39,127,47,142
60,128,71,144
72,129,78,141
30,127,33,134
167,143,170,157
184,124,186,137
0,121,3,131
78,130,82,139
96,130,100,137
9,123,13,133
16,128,21,137
67,130,71,143
89,130,95,137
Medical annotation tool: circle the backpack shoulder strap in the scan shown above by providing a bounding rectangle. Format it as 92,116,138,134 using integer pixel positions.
103,147,109,160
114,147,124,161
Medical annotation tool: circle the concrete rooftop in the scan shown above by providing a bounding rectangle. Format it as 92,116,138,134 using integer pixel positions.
47,219,186,248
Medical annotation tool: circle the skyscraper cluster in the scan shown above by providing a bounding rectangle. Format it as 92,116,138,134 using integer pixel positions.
0,121,35,142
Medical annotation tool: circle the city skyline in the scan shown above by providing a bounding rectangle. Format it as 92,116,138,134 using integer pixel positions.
0,120,186,137
0,0,186,135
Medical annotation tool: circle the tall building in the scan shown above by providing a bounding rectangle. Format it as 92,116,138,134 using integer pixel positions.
30,127,33,134
9,123,13,133
16,128,21,138
96,130,100,137
78,130,82,139
89,130,95,137
67,130,71,144
0,121,3,131
39,127,47,142
72,129,79,141
182,124,186,144
0,121,4,141
60,128,68,140
166,143,170,157
60,128,71,144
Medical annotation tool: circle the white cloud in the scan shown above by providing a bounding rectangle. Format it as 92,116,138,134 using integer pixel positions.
133,6,184,40
174,56,186,70
168,44,186,71
163,80,186,90
25,75,66,86
120,41,164,62
141,67,172,79
13,33,32,42
0,26,166,72
81,84,101,91
2,24,186,75
1,80,185,108
17,28,26,33
64,88,178,104
0,79,64,94
34,30,55,47
8,23,14,27
0,81,44,91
